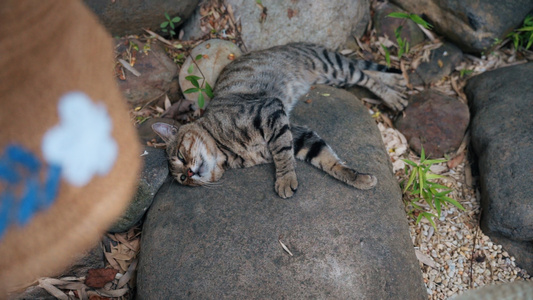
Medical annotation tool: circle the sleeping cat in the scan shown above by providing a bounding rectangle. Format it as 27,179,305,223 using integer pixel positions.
153,43,407,198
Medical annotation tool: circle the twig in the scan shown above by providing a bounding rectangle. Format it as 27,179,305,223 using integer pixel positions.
469,208,482,289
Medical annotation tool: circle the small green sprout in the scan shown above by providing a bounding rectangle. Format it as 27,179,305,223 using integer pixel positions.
402,146,465,230
160,12,181,39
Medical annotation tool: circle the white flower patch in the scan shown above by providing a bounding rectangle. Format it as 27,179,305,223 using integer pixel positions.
42,92,118,186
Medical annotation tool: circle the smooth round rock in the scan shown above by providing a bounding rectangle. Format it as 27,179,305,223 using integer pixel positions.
395,90,469,158
179,39,242,109
137,86,426,299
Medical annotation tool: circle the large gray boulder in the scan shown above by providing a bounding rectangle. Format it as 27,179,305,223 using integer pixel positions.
182,0,370,51
137,86,426,299
466,63,533,274
83,0,199,36
391,0,533,53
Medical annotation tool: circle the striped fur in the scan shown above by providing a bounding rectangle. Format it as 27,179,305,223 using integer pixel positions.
153,43,406,198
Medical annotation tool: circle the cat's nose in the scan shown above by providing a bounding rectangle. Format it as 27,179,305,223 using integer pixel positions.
187,168,194,177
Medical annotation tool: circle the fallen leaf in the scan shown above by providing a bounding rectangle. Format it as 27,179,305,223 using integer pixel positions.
447,151,465,169
438,59,444,68
287,8,298,19
415,249,436,268
85,268,118,288
279,239,293,256
304,99,312,104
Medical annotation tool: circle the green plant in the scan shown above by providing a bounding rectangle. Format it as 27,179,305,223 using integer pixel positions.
183,55,213,109
402,146,465,229
382,12,433,60
507,14,533,51
459,68,474,78
160,12,181,39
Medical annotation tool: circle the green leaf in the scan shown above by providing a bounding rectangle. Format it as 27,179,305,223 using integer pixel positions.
435,197,442,217
442,196,465,210
162,28,168,33
516,26,533,32
198,92,205,109
187,64,194,74
420,146,426,162
403,167,418,193
423,213,437,230
204,81,214,98
408,14,433,29
427,182,449,190
185,75,202,81
165,12,170,20
425,173,445,180
387,12,410,19
170,22,175,29
186,75,200,88
402,159,418,167
172,16,181,23
160,21,169,28
183,88,200,94
527,31,533,49
195,54,203,61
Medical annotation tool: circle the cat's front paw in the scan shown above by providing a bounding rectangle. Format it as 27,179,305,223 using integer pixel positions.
275,171,298,198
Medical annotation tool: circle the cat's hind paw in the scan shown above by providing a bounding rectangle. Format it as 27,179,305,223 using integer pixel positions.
275,171,298,198
343,169,377,190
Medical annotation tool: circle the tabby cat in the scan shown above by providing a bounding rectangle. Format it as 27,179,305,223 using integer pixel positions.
153,43,407,198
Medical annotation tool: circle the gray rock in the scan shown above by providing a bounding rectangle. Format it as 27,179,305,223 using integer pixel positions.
183,0,370,51
466,63,533,273
9,286,55,300
115,38,180,106
109,146,169,233
395,90,469,158
83,0,199,36
373,2,425,48
137,86,426,299
408,42,463,86
391,0,533,53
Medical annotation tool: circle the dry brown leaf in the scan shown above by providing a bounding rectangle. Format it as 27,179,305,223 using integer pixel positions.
103,251,121,271
85,268,118,289
447,152,465,169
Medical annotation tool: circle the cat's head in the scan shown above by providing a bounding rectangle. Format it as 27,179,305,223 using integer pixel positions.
152,122,225,186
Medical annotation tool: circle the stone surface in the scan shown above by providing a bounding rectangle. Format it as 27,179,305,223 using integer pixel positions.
395,90,469,158
179,39,242,109
10,286,55,300
183,0,370,51
83,0,199,36
115,38,180,106
137,86,426,299
373,2,425,48
391,0,533,53
408,42,463,86
465,63,533,273
109,146,169,233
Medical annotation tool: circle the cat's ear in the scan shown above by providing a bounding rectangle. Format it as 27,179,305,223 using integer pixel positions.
152,122,179,143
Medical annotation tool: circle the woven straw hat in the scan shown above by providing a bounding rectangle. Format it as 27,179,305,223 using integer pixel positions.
0,0,140,294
